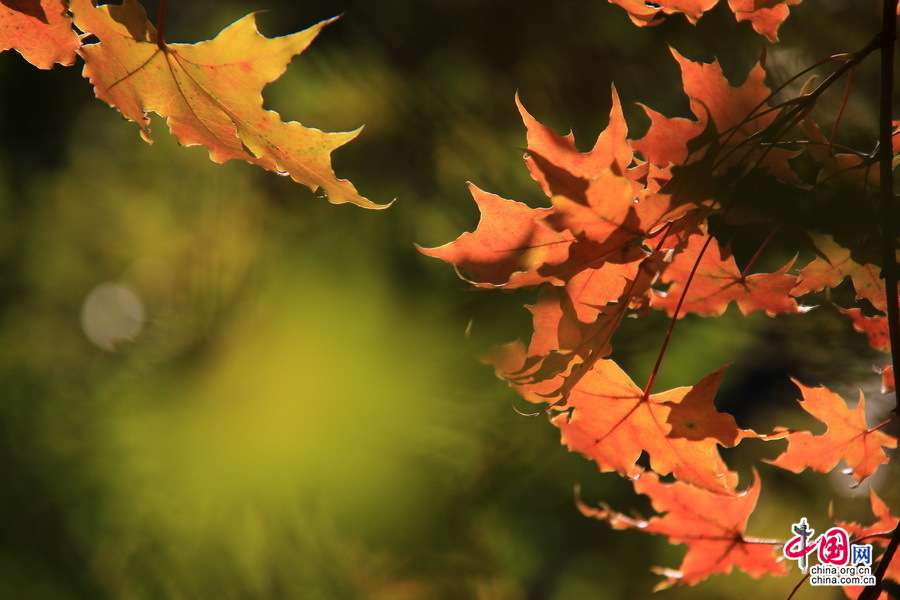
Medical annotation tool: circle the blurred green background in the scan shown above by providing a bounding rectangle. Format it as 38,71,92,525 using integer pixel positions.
0,0,897,598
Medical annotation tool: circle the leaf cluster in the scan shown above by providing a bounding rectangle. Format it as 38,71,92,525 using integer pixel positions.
422,0,900,593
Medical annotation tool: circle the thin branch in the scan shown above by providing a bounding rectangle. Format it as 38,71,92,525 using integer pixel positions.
830,67,854,146
857,0,898,597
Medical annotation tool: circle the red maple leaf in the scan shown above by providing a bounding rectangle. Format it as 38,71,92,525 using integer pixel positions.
727,0,803,42
792,235,886,311
768,380,897,485
631,103,705,167
605,0,800,42
652,229,801,318
518,88,632,198
836,490,900,599
579,470,787,588
837,307,890,352
550,359,752,491
417,184,574,288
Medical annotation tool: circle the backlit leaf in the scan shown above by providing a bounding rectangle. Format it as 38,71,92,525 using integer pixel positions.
0,0,79,68
69,0,385,208
551,360,750,491
579,470,787,587
768,380,897,485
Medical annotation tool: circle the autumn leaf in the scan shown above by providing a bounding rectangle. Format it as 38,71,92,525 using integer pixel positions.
837,307,890,352
69,0,385,208
0,0,80,68
836,490,900,599
542,168,682,251
518,88,632,198
837,489,899,545
563,249,644,323
726,0,802,42
606,0,799,42
796,116,880,190
652,228,801,318
768,380,897,485
671,49,798,182
417,184,574,288
792,234,886,310
631,103,705,167
606,0,717,27
579,470,787,588
550,359,751,491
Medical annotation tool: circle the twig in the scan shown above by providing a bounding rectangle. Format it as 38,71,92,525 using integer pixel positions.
857,0,899,597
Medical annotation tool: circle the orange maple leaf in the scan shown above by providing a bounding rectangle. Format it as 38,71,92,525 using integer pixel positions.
726,0,803,42
606,0,800,42
607,0,717,27
837,489,899,546
579,470,788,588
480,252,664,405
836,490,900,599
69,0,385,208
768,380,897,485
551,359,751,491
652,229,801,318
518,88,632,198
672,49,799,182
0,0,80,68
417,184,574,288
631,103,704,167
792,235,886,310
541,168,682,251
837,307,890,352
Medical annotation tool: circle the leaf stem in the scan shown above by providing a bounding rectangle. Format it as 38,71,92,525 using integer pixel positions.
156,0,168,50
643,230,718,398
829,67,854,147
785,573,810,600
740,224,781,280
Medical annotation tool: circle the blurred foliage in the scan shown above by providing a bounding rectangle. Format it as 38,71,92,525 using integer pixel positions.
0,0,897,599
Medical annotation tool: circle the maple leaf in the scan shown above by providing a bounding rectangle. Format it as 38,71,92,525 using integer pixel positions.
792,235,886,310
606,0,799,41
480,250,667,409
563,250,644,323
837,307,890,352
579,470,787,588
541,168,683,250
69,0,385,208
518,88,632,198
726,0,802,42
768,380,897,485
606,0,717,27
550,359,751,491
478,286,586,403
835,490,900,599
652,228,801,318
630,104,704,168
837,489,899,546
671,49,798,182
796,116,881,190
417,184,574,288
0,0,80,68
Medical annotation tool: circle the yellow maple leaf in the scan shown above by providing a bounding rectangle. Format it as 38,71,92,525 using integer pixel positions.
70,0,387,209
